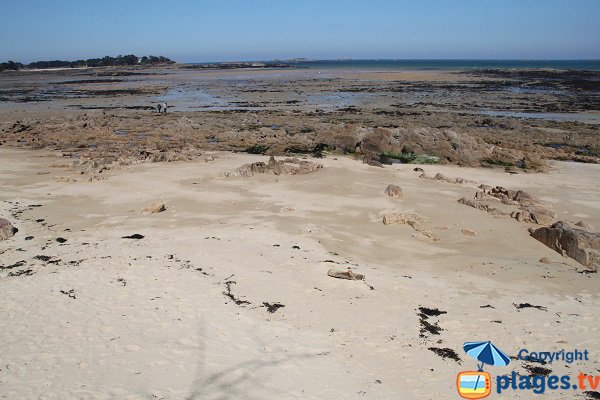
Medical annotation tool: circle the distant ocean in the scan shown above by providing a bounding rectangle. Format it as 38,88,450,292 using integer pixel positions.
288,59,600,71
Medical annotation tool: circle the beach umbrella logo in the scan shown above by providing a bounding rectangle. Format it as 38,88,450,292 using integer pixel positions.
456,341,510,399
464,341,511,370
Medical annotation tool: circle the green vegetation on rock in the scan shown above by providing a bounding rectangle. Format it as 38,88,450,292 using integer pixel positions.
381,151,440,164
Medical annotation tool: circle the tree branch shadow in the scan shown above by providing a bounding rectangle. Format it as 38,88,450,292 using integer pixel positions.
185,319,322,400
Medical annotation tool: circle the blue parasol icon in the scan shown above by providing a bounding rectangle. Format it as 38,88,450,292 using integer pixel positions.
464,341,510,370
463,341,510,392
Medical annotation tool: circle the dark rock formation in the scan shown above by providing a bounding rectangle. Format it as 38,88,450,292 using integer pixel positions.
531,221,600,271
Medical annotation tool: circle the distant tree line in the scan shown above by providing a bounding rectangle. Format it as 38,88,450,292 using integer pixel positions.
0,55,174,71
0,61,24,71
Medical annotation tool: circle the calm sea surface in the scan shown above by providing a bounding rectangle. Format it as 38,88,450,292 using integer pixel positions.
289,59,600,71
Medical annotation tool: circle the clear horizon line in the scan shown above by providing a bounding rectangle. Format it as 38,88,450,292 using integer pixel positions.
5,56,600,65
183,58,600,63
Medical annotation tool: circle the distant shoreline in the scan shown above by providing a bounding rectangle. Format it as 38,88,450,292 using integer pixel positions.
4,59,600,73
180,59,600,71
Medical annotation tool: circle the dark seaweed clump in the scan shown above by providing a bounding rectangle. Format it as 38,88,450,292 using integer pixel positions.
223,280,250,306
122,234,144,240
523,364,552,376
428,347,462,364
513,303,547,311
262,302,285,313
418,307,447,338
418,307,447,318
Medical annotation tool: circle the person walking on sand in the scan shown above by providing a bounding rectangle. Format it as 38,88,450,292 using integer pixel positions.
161,102,168,114
156,103,162,113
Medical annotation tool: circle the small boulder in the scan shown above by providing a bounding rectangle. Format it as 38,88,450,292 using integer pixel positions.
327,269,365,281
363,155,384,168
383,213,422,226
434,173,450,181
575,221,594,231
384,184,403,198
0,218,18,240
538,257,552,264
461,229,477,236
141,202,167,214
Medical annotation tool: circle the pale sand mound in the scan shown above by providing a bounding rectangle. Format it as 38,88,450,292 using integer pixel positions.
0,149,598,399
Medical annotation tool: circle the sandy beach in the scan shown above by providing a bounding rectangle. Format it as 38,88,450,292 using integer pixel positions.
1,145,598,399
3,0,600,397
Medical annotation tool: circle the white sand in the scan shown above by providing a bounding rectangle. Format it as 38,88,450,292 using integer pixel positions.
0,148,598,399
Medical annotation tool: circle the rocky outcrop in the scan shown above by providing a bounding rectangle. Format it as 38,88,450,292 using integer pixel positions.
0,218,17,240
459,185,555,226
360,128,393,155
384,184,403,198
363,154,384,168
510,207,555,225
226,156,323,177
382,213,438,241
3,75,598,173
319,126,492,167
458,197,509,217
531,221,600,271
520,154,550,173
42,147,207,180
419,172,473,184
391,128,491,166
478,185,536,207
4,107,573,178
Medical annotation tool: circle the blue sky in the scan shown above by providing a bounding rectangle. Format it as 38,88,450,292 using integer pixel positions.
1,0,599,63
